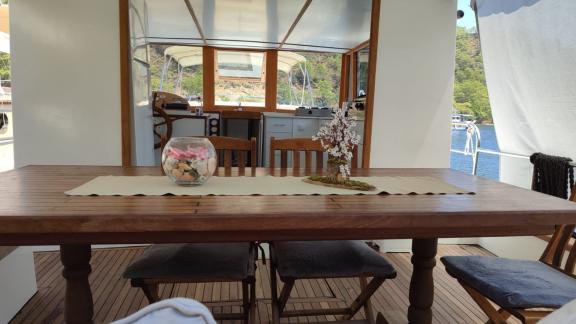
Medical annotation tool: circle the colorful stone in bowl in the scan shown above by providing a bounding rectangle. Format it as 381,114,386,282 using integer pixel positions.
162,137,217,186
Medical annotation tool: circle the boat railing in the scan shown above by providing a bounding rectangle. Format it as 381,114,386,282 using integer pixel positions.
451,124,576,176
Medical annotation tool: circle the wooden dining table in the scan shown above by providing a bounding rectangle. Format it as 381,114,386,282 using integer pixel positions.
1,165,576,324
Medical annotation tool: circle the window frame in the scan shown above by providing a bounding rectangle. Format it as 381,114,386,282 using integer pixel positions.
202,47,275,111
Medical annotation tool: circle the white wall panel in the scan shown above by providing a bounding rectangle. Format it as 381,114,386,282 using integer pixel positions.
0,247,37,323
11,0,122,167
369,0,456,168
370,0,457,251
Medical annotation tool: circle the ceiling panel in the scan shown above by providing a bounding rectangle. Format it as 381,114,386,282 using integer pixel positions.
188,0,307,44
145,0,203,41
284,0,372,51
280,44,347,54
137,0,372,52
206,39,277,49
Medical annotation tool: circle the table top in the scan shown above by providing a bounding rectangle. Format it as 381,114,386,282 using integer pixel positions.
1,166,576,245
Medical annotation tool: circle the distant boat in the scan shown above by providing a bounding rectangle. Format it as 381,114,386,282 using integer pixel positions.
452,113,475,130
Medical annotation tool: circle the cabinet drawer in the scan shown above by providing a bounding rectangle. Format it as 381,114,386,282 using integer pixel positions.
293,119,318,138
266,118,293,133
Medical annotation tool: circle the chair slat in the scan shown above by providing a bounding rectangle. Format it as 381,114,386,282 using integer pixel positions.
293,151,301,169
316,152,324,171
280,151,288,169
250,137,257,168
305,151,312,170
238,150,246,168
565,241,576,273
224,150,232,168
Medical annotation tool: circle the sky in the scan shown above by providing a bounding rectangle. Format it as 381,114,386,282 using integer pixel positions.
457,0,477,29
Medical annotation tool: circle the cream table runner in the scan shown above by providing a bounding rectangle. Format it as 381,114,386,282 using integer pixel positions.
66,176,473,196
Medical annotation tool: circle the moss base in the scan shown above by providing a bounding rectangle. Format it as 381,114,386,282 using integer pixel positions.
304,176,377,191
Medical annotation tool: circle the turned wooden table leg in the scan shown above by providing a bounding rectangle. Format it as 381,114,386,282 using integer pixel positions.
408,238,438,324
60,244,94,324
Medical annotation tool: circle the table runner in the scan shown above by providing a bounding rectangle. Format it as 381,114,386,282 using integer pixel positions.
65,176,473,196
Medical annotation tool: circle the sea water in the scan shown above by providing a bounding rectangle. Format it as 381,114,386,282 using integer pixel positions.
450,125,500,181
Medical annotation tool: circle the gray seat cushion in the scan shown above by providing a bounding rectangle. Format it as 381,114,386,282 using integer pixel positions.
441,256,576,309
272,240,396,280
124,243,253,281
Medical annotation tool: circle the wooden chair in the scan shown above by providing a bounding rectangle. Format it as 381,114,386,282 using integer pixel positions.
441,188,576,324
208,136,257,169
269,137,358,169
268,138,395,323
123,142,258,323
153,105,172,150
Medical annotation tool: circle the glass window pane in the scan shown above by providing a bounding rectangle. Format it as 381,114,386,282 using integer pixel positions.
356,48,369,98
214,50,266,107
150,45,203,106
277,51,341,110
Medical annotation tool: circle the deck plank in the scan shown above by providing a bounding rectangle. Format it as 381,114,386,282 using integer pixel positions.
9,245,517,324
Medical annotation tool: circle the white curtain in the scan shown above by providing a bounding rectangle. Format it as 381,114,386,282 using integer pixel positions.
476,0,576,160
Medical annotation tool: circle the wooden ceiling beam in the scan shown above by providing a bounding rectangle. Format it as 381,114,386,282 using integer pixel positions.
279,0,313,49
183,0,208,45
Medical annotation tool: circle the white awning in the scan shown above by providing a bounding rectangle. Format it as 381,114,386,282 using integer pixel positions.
165,46,307,74
0,32,9,54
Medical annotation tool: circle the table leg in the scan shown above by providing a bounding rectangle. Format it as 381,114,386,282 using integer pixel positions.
60,244,94,324
408,238,438,324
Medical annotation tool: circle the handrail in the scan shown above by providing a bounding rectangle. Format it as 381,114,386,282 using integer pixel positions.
451,122,576,176
451,144,576,176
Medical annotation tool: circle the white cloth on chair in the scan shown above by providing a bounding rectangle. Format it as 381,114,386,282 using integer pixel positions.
539,298,576,324
111,298,217,324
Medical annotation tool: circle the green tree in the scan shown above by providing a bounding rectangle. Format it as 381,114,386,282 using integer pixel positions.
454,27,492,122
0,53,9,81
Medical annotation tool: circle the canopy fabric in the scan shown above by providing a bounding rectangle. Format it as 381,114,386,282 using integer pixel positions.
476,0,576,161
0,6,8,34
165,46,306,74
164,46,203,68
278,51,307,74
0,32,9,54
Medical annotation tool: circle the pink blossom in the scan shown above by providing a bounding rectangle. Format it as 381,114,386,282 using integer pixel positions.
166,146,210,161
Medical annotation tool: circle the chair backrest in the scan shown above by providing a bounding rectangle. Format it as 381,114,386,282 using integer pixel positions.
207,136,257,169
269,137,358,170
539,187,576,273
152,91,189,110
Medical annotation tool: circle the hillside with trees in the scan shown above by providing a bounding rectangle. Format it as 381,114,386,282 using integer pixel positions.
149,45,341,108
454,27,492,123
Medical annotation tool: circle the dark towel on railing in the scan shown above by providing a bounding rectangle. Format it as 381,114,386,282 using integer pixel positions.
530,153,574,199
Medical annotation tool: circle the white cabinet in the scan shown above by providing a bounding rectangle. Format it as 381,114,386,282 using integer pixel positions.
263,113,365,168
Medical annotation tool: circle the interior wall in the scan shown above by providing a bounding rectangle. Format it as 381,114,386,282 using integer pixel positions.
370,0,459,251
10,0,122,167
369,0,456,168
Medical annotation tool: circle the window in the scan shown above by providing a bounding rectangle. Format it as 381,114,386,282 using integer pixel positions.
149,45,203,106
277,51,341,110
356,48,369,98
214,50,266,107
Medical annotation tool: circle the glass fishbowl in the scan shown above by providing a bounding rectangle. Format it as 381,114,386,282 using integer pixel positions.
162,137,217,186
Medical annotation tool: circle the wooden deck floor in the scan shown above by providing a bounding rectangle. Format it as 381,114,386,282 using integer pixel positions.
9,244,512,324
